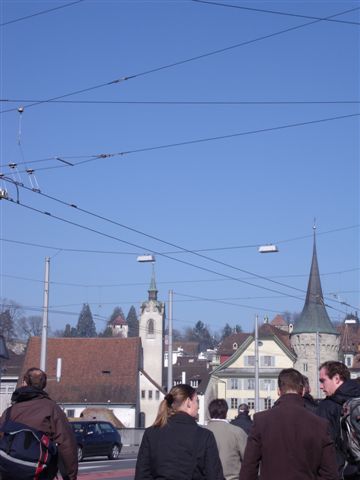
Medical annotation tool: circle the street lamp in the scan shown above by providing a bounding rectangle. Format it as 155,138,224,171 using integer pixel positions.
258,244,279,253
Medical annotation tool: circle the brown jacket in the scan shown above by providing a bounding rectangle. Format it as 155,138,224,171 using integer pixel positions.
239,393,338,480
0,387,78,480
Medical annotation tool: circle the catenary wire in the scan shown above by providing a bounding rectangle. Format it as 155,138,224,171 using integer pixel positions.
192,0,360,26
1,98,359,106
1,194,350,316
2,177,357,311
2,112,359,174
0,179,333,299
1,5,358,114
0,0,86,27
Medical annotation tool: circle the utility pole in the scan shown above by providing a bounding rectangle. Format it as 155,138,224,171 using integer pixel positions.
254,314,260,412
167,289,173,392
40,257,50,371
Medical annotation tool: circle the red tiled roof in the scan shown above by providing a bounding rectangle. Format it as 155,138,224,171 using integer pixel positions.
21,337,141,404
271,314,288,327
111,315,126,326
217,333,251,356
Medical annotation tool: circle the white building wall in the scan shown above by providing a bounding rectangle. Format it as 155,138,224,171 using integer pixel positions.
139,371,164,428
60,404,136,428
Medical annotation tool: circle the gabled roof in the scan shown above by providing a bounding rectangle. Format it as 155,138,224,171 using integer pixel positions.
271,314,288,327
292,233,337,335
164,358,210,394
21,337,141,404
217,333,251,356
213,325,296,374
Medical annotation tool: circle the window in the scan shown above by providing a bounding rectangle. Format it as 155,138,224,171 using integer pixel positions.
345,356,353,367
260,355,275,367
66,409,75,418
100,423,115,433
141,390,146,399
155,390,160,400
229,378,238,390
260,379,276,391
190,380,199,388
230,398,238,409
244,355,255,366
264,398,272,410
148,390,153,400
232,342,238,350
303,363,308,372
147,319,155,337
247,399,255,410
245,378,255,390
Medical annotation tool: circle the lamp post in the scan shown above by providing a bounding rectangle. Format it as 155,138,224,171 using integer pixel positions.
254,314,260,412
0,335,10,412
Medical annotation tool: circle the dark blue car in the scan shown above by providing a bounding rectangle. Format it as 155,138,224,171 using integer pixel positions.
70,420,122,461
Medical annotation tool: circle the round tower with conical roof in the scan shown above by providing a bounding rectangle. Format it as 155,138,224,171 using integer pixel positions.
290,229,340,396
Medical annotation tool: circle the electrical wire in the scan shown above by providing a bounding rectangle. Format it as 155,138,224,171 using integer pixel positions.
192,0,360,26
0,1,86,27
2,112,359,174
2,193,352,316
1,98,359,106
1,5,358,114
2,177,357,312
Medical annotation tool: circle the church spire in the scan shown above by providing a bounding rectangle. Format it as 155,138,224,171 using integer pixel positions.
148,264,158,301
292,226,337,334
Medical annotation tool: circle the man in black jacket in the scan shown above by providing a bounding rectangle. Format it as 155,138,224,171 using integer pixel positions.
230,404,253,434
317,361,360,479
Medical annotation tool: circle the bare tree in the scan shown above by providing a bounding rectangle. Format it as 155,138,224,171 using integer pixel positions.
17,315,42,338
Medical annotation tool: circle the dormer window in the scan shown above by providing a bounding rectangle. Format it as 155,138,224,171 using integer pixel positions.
233,342,238,350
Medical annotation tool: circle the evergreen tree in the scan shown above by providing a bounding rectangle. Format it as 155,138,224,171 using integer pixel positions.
108,306,125,325
76,304,97,337
234,324,243,333
185,321,214,351
126,305,139,337
0,309,16,342
221,323,233,340
99,326,113,337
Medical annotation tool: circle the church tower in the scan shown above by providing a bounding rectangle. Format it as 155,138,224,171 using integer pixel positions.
139,267,165,388
290,228,340,396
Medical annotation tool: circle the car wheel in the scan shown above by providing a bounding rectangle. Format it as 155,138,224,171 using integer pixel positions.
77,446,83,462
108,443,120,460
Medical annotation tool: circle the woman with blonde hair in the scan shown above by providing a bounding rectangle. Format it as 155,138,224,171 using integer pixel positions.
135,384,224,480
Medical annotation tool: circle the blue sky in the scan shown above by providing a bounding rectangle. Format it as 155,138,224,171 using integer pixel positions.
0,0,359,336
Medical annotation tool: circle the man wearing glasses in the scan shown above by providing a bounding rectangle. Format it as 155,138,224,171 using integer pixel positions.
318,361,360,480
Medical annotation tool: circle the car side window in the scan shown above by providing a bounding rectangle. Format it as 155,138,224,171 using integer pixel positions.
99,423,115,433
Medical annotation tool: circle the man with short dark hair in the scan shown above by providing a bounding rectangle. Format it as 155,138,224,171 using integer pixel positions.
0,367,78,480
318,361,360,479
206,399,247,480
239,368,338,480
230,403,253,434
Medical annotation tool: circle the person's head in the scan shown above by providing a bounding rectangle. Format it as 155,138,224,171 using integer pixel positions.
302,375,311,394
277,368,304,395
238,403,249,415
153,384,198,427
208,399,228,419
319,361,350,397
22,368,47,390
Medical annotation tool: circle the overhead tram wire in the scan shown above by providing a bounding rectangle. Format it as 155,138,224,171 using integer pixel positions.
1,98,359,106
1,189,350,316
2,112,359,174
2,176,358,311
1,5,359,114
0,0,86,27
192,0,360,26
2,194,313,305
1,222,359,254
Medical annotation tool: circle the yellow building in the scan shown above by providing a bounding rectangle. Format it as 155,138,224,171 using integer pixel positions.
205,323,296,420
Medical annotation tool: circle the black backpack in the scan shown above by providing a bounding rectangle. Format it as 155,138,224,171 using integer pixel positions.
340,397,360,463
0,407,58,480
